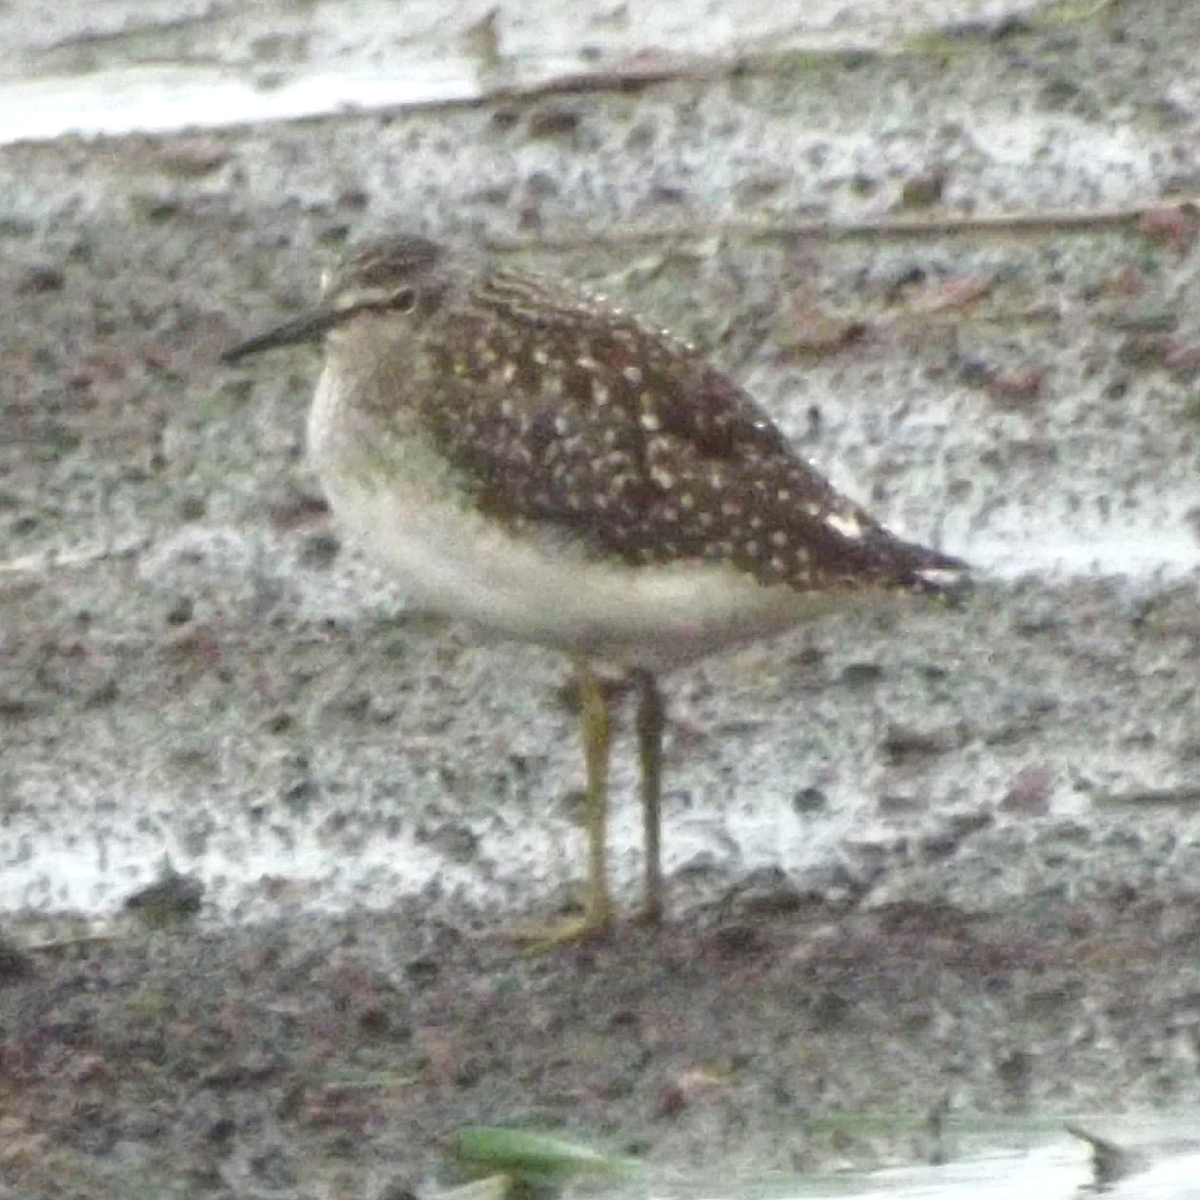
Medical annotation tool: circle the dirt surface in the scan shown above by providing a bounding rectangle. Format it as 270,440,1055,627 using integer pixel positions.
2,895,1197,1197
3,0,1200,1195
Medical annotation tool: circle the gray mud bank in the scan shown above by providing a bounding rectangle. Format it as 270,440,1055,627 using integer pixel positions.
2,0,1200,1195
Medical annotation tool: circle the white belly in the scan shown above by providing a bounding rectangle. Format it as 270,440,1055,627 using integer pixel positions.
319,470,827,671
306,362,840,669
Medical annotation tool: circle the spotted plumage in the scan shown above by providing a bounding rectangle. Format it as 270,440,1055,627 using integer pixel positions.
222,232,969,940
272,234,964,597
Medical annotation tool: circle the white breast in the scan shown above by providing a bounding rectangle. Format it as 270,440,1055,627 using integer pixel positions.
307,363,833,669
325,467,832,669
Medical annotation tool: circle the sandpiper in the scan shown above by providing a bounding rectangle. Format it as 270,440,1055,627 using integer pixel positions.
222,233,968,941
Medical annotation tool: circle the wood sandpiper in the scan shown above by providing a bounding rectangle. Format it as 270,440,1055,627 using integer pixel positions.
222,233,968,942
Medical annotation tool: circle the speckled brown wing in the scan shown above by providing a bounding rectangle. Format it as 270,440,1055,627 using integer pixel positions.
417,265,965,593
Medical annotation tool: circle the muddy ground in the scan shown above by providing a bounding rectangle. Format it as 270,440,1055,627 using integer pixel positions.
3,0,1200,1196
2,893,1198,1197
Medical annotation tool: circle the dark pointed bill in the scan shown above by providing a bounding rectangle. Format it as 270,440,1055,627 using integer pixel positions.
220,307,342,364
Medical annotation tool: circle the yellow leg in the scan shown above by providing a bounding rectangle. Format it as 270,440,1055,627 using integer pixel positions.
632,669,665,924
576,659,614,934
506,659,613,949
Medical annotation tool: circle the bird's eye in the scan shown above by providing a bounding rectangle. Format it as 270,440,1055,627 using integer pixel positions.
392,287,417,313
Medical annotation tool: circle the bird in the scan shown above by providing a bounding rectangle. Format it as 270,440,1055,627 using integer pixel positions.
221,232,968,943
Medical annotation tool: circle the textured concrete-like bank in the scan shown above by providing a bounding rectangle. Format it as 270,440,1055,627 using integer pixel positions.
2,0,1199,1194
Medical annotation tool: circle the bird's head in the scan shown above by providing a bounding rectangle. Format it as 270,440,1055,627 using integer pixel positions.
221,233,455,364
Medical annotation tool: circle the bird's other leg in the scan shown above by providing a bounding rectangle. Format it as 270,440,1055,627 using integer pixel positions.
631,668,665,925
